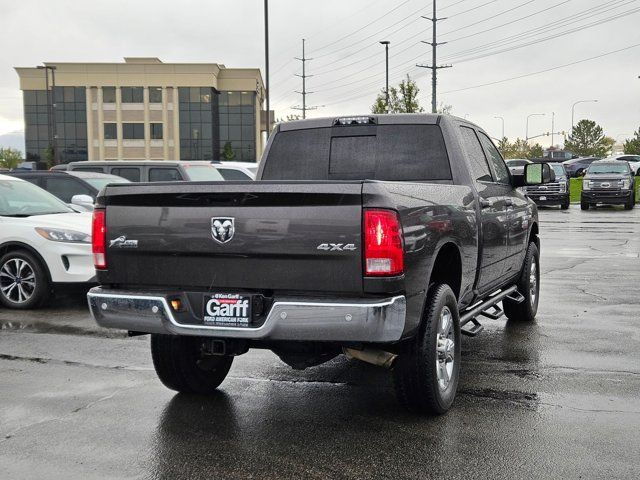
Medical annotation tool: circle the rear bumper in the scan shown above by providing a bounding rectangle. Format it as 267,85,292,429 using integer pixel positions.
87,287,406,343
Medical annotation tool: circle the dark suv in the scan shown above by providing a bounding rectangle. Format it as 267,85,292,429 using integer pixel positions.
525,163,570,209
563,157,600,177
581,161,635,210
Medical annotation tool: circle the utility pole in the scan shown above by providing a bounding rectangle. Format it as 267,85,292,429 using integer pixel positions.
292,39,317,119
379,41,390,112
416,0,451,114
551,112,555,147
264,0,270,136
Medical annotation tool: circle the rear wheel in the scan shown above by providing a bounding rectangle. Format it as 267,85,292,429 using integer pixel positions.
393,284,461,415
503,242,539,322
151,334,233,394
0,250,50,309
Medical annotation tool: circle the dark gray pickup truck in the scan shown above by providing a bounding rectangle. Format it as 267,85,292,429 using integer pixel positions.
88,114,554,414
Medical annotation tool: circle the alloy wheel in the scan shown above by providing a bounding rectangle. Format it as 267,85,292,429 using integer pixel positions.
0,258,36,304
435,306,455,391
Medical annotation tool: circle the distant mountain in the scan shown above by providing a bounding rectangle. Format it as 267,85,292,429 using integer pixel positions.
0,130,25,155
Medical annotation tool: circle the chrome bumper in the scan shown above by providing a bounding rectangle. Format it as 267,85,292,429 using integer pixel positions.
87,287,406,343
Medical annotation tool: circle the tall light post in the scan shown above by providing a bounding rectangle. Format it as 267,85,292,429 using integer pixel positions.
526,113,545,142
571,99,598,132
494,116,504,140
264,0,270,136
379,41,390,113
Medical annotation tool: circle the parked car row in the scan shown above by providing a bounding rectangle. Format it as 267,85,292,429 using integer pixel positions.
562,155,640,178
0,160,259,309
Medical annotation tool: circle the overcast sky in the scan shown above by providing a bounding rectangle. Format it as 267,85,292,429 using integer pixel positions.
1,0,639,148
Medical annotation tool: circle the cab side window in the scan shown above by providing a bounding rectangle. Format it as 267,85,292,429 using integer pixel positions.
45,177,92,203
110,167,141,182
460,127,492,182
478,132,509,184
149,168,182,182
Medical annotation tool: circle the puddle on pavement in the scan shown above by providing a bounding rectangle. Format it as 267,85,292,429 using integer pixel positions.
0,319,126,338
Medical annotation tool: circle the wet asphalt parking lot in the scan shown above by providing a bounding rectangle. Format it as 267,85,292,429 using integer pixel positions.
1,205,639,479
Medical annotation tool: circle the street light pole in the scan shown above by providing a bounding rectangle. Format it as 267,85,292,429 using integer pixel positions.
264,0,270,136
379,41,390,113
571,99,598,132
494,116,504,140
526,113,545,142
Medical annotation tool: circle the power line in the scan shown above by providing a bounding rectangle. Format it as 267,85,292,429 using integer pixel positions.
443,0,573,44
442,4,640,64
441,42,640,94
442,0,631,56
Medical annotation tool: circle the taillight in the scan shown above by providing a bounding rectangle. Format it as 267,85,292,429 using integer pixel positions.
364,209,404,276
92,209,106,269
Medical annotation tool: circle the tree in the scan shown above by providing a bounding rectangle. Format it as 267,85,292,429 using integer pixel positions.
498,138,544,160
564,119,614,157
623,127,640,155
221,141,236,160
44,145,55,169
0,147,22,169
436,102,453,115
371,75,424,114
275,114,301,123
528,143,544,159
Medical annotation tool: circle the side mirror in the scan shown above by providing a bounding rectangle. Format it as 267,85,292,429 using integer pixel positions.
524,163,555,185
71,194,95,211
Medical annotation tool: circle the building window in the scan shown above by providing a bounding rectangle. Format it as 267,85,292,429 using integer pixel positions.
103,87,116,103
149,87,162,103
49,86,88,163
122,123,144,139
121,87,143,103
178,87,218,161
150,123,163,140
218,91,256,161
104,123,117,140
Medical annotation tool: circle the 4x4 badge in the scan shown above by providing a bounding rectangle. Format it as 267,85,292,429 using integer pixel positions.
211,217,235,244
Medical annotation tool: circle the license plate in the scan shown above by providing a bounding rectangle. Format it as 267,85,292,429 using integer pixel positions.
539,196,547,201
203,293,251,327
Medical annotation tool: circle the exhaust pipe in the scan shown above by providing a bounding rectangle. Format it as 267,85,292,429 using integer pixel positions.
343,347,397,369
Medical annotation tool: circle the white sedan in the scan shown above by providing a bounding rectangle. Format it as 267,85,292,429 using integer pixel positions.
0,174,94,309
605,154,640,176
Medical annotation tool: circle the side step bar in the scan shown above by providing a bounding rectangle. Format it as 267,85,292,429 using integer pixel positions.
459,286,521,337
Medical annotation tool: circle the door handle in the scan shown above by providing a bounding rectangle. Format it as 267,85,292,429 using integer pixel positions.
479,198,491,209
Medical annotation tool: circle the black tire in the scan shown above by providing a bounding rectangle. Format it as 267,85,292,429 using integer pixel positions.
503,242,540,322
151,334,233,394
624,191,635,210
0,250,50,309
561,199,570,210
580,199,589,210
393,284,461,415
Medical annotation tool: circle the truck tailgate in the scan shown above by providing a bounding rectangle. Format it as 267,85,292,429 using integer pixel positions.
100,182,364,294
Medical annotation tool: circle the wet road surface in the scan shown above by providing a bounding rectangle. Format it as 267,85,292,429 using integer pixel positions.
1,205,639,479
